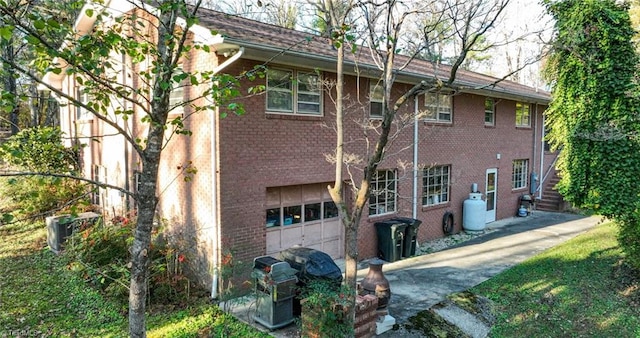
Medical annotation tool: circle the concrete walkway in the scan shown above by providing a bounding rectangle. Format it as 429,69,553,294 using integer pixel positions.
374,211,600,337
231,211,601,337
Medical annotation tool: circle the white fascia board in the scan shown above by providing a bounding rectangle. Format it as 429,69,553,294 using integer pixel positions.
41,1,227,89
41,0,130,89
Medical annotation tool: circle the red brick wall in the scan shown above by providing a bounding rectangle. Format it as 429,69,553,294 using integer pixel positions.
216,58,546,265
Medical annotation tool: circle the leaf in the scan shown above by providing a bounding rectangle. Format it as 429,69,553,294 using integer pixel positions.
47,19,60,29
33,20,45,30
0,26,13,41
85,8,94,17
1,213,14,223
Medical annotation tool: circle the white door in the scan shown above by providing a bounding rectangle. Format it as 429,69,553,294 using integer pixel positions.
486,168,497,223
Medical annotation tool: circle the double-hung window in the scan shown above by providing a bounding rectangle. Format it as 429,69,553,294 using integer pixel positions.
370,81,384,118
423,165,450,206
512,159,529,189
515,102,531,127
169,82,185,117
485,98,495,126
266,68,321,115
369,170,397,216
425,92,452,122
76,88,92,120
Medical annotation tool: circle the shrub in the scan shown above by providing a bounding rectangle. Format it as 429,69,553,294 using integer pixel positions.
618,216,640,270
299,280,354,338
0,126,89,220
0,176,89,219
64,216,196,307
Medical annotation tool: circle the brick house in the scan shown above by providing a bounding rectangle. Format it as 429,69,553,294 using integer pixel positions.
44,2,557,291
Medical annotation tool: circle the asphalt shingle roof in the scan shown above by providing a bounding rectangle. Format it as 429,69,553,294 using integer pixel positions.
196,8,550,104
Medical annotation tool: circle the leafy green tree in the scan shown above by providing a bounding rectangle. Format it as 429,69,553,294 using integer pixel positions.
0,127,87,221
0,0,245,336
0,0,76,132
0,126,77,172
543,0,640,267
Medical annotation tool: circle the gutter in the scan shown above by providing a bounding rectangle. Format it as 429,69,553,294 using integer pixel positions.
210,47,244,300
227,39,551,105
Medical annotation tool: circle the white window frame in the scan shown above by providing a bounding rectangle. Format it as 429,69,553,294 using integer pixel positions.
91,164,107,206
422,165,450,206
76,87,92,120
512,159,529,190
369,169,397,216
266,68,322,115
166,64,187,117
168,82,185,117
424,92,452,123
515,102,531,127
265,186,339,228
485,98,495,126
369,81,384,118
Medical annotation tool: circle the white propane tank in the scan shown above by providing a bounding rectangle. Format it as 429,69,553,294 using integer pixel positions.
463,192,487,231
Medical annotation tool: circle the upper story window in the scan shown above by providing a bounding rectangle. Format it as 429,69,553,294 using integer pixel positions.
512,159,529,189
169,67,186,117
369,169,397,216
266,68,321,115
425,92,452,123
76,88,92,120
370,81,384,118
423,165,450,206
515,102,531,127
169,83,185,117
485,98,495,126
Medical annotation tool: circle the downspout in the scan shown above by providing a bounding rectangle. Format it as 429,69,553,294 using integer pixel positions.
538,108,545,200
532,103,538,194
210,47,243,299
122,53,130,211
412,96,419,219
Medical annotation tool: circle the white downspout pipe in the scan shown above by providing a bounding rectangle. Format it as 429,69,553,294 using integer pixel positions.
538,107,545,200
210,47,244,299
412,96,419,219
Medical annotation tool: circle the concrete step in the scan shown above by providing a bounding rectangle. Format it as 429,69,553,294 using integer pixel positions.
536,200,560,212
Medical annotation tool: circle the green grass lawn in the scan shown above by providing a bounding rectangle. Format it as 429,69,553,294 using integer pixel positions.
0,221,269,337
472,221,640,337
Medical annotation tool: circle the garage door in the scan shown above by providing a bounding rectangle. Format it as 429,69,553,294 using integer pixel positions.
265,183,343,259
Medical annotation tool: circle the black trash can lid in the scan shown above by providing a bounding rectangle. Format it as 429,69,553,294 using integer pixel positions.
392,217,422,227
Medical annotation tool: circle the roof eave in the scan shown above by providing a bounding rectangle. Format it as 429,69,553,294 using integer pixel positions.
223,38,550,104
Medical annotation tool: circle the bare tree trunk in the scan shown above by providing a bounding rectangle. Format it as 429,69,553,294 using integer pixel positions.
2,36,19,134
128,3,176,336
28,82,40,127
129,125,164,338
44,93,59,127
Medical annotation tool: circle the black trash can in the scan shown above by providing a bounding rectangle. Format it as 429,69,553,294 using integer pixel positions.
279,247,343,316
374,220,407,262
394,217,423,258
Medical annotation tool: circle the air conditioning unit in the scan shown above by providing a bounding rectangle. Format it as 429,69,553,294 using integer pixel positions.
46,212,101,253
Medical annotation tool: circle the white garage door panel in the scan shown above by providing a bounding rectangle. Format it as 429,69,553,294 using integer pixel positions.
266,230,281,253
282,226,303,246
304,222,323,245
322,239,341,258
323,220,341,239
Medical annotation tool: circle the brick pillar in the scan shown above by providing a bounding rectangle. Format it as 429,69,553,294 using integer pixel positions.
354,294,378,338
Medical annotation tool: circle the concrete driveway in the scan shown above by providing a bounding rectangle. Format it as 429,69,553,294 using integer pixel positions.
373,211,600,337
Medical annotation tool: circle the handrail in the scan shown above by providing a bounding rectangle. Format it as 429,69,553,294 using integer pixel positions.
535,148,562,195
